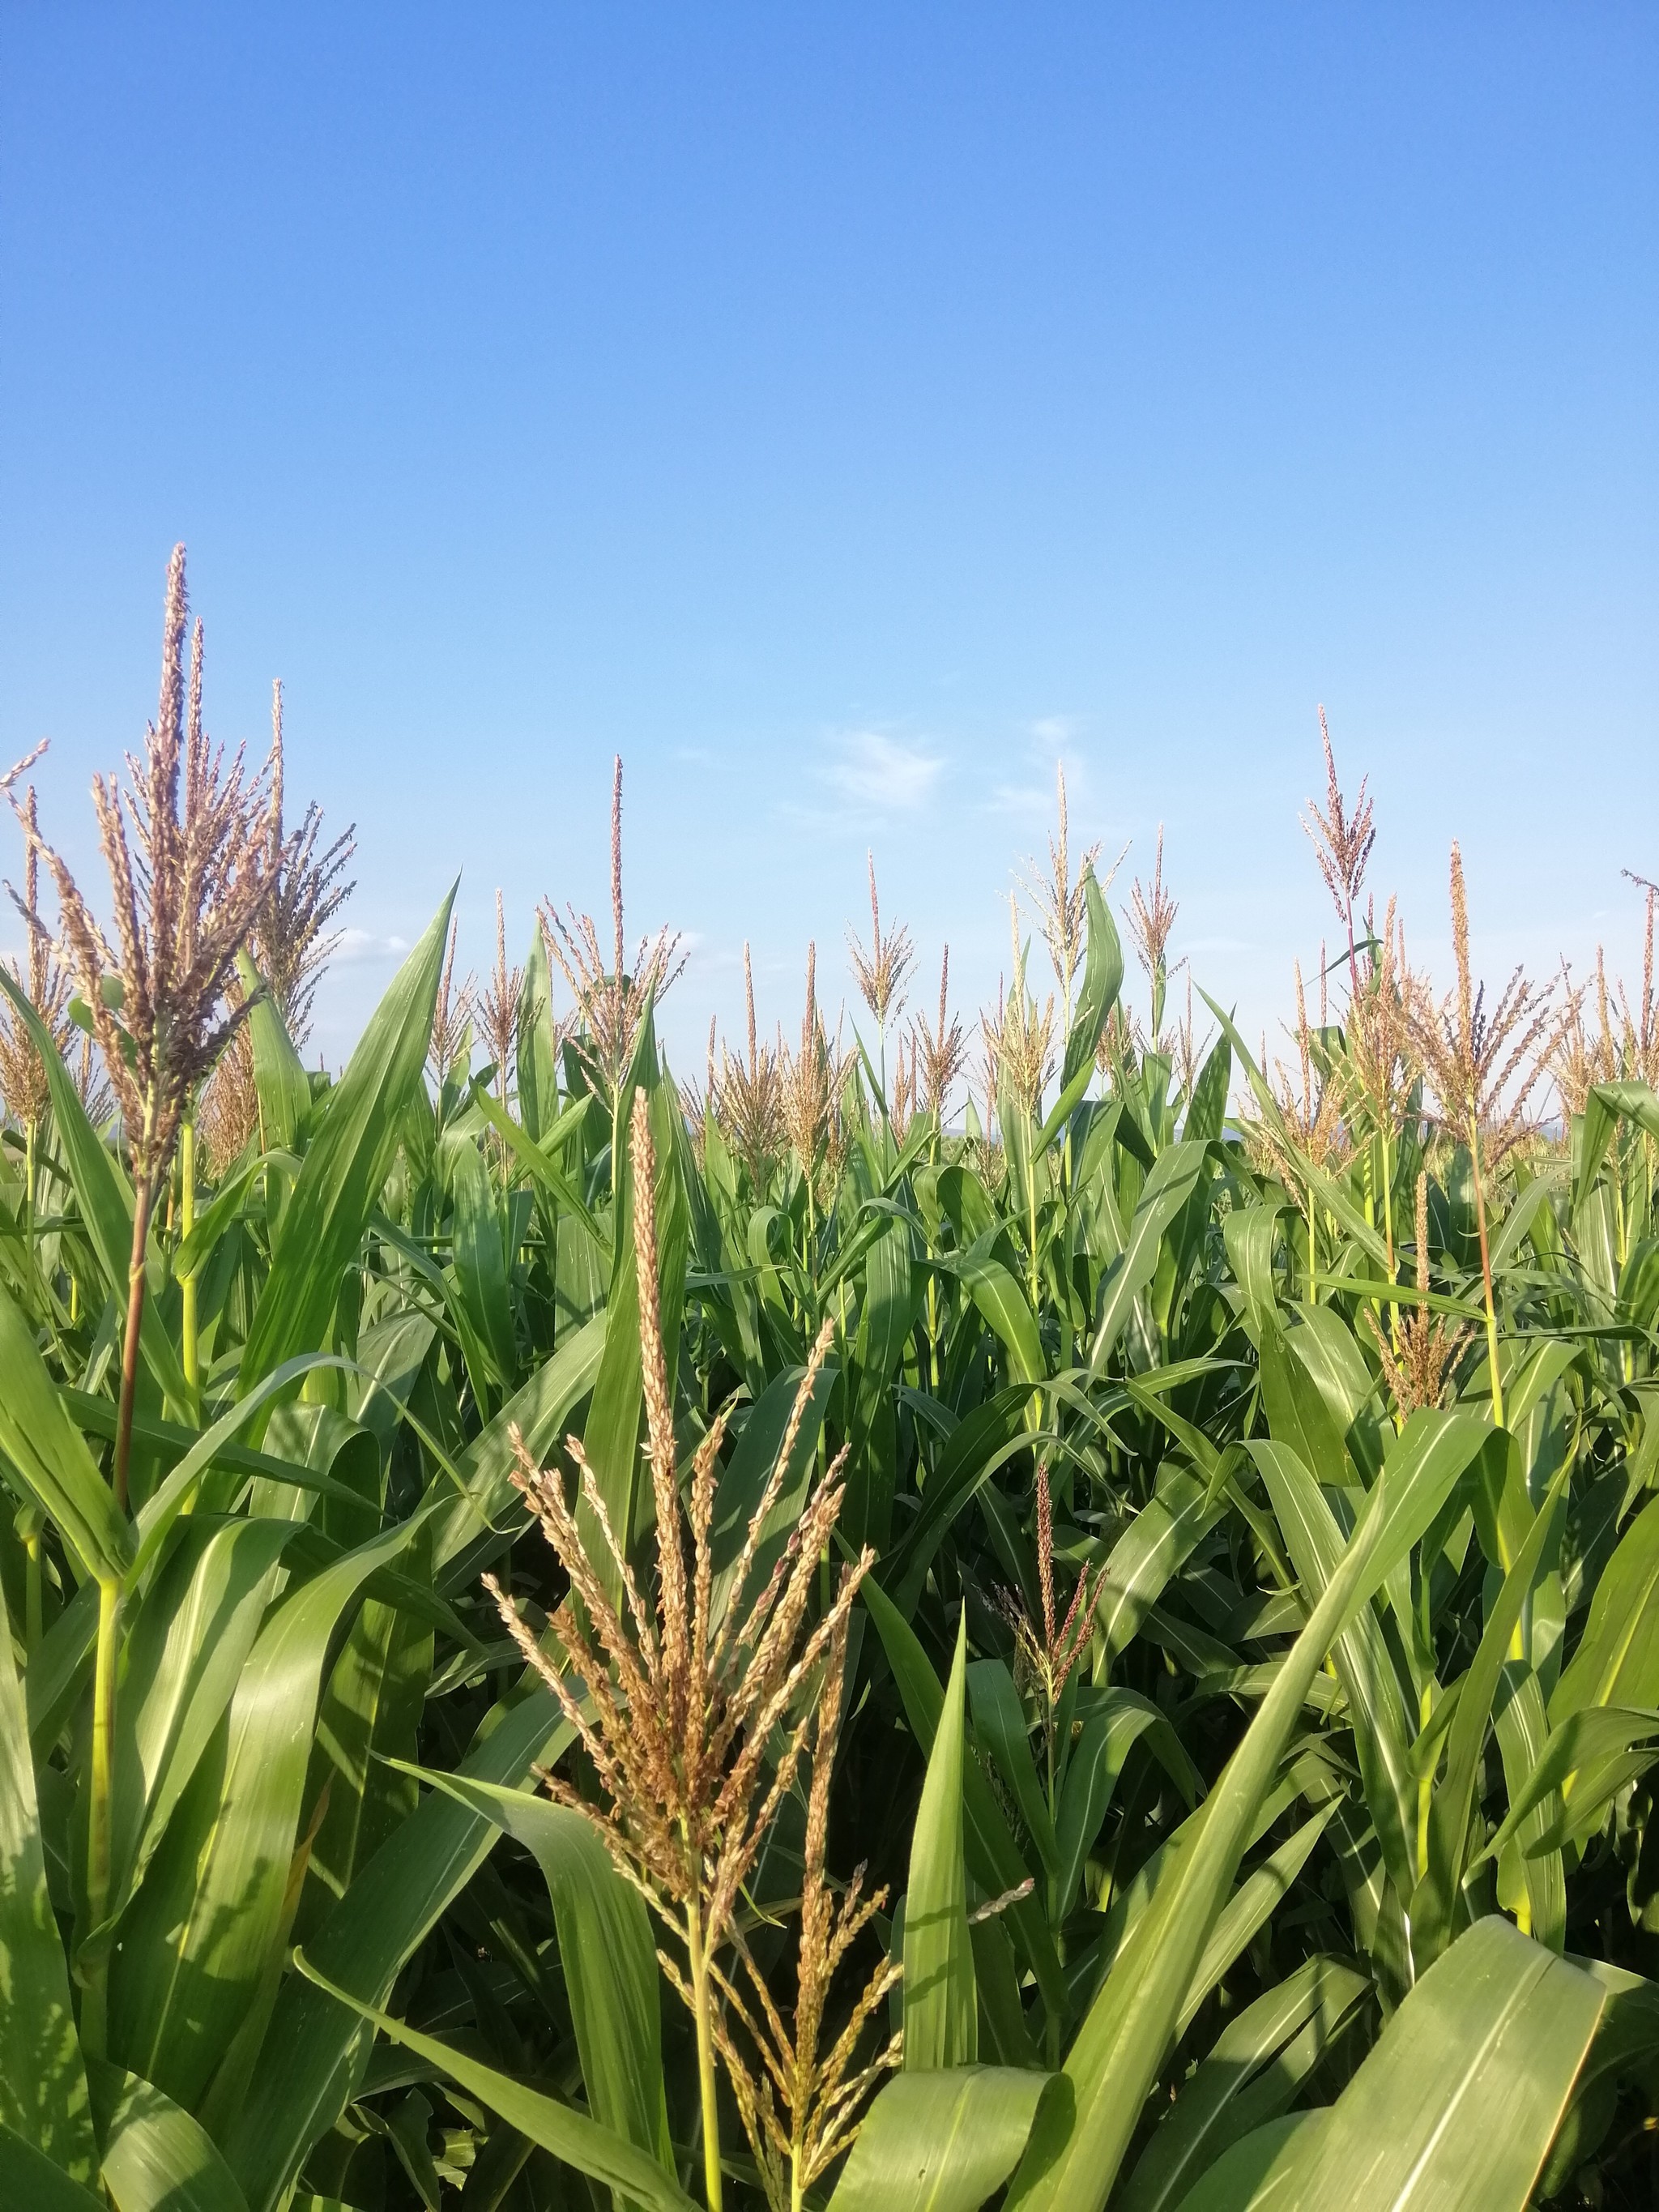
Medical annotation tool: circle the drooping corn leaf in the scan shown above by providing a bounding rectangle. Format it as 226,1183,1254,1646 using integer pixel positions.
226,1684,572,2212
387,1767,673,2189
290,1954,697,2212
0,966,190,1414
0,1278,134,1587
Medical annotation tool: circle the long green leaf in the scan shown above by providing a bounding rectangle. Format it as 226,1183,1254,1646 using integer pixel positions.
1414,1471,1569,1960
940,1247,1045,1386
442,1128,517,1389
92,2062,251,2212
1094,1469,1221,1667
1550,1493,1659,1723
905,1616,977,2070
1170,2116,1326,2212
1263,1915,1603,2210
825,2068,1053,2212
240,890,454,1394
968,1659,1058,1879
108,1517,416,2108
1249,1439,1416,1899
237,951,312,1155
864,1576,1068,2022
1479,1705,1659,1868
0,2124,104,2210
1004,1465,1389,2212
1088,1142,1210,1376
297,1587,433,1937
109,1517,298,1915
1119,1958,1367,2212
1176,1805,1337,2038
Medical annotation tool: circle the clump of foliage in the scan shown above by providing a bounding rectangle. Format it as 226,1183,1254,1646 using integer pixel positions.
1,555,1658,2212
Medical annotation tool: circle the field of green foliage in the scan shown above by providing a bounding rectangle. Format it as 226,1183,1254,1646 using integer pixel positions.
3,550,1659,2211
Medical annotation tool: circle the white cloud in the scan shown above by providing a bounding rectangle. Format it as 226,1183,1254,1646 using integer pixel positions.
820,731,945,814
333,929,411,964
1027,715,1081,750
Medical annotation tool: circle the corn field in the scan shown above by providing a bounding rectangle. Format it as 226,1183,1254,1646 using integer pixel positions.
2,553,1658,2212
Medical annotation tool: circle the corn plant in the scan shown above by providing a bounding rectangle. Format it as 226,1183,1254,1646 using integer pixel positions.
2,566,1658,2210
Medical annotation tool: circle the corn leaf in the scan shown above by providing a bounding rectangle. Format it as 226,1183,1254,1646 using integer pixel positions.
0,2124,104,2211
0,1572,95,2180
1119,1958,1368,2212
389,1767,673,2188
108,1515,416,2108
825,2067,1054,2212
237,950,312,1155
1088,1142,1210,1377
109,1516,299,1915
0,966,190,1414
905,1616,978,2070
0,1278,133,1587
1414,1471,1569,1961
91,2061,250,2212
1262,1916,1604,2210
224,1684,571,2212
1550,1493,1659,1723
240,890,455,1394
865,1575,1068,2023
1004,1470,1388,2212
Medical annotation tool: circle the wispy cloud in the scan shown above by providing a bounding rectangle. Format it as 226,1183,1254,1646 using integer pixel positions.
989,781,1058,816
819,731,945,814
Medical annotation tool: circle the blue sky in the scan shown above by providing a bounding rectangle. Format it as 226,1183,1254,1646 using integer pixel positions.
2,6,1654,1082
